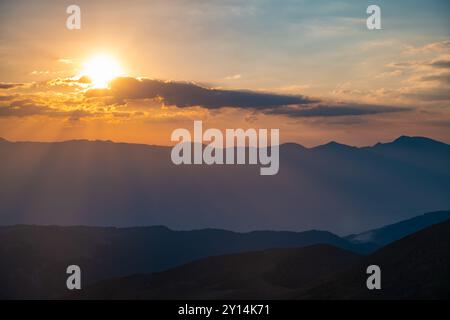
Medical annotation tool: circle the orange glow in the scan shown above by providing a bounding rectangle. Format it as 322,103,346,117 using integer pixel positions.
80,54,124,88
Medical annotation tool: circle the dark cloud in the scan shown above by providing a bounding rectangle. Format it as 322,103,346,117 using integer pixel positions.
426,119,450,128
389,59,450,70
429,60,450,69
405,89,450,101
85,77,411,118
263,103,410,118
0,100,51,117
0,82,24,89
86,77,315,109
67,109,94,121
420,73,450,85
0,95,15,101
0,99,92,119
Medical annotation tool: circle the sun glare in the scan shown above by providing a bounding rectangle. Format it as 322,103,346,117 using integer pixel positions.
81,54,123,88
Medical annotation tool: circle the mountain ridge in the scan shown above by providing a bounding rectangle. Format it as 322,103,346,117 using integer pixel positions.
0,135,448,150
0,223,364,299
71,219,450,300
1,210,448,299
346,210,450,246
1,135,449,234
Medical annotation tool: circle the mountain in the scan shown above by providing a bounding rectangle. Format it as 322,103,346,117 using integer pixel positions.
366,136,450,176
72,245,361,300
0,211,447,299
295,219,450,299
346,210,450,247
0,224,363,299
74,219,450,300
0,136,449,234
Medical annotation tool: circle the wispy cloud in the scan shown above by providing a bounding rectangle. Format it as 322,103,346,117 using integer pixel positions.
0,82,24,89
403,40,450,55
263,103,410,118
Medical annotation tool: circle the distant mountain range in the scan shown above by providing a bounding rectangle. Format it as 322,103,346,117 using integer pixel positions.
0,210,448,299
0,136,449,234
72,218,450,300
346,210,450,246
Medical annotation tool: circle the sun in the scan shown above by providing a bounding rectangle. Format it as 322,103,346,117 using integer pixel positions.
80,54,124,88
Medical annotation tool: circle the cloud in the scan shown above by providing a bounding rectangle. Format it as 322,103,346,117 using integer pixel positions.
0,75,415,121
387,59,450,70
381,52,450,103
48,76,91,86
263,103,410,118
429,59,450,69
0,99,92,119
0,100,57,117
404,88,450,102
419,73,450,85
83,77,412,119
86,77,315,109
403,40,450,54
224,74,242,80
0,82,24,89
58,58,75,64
0,95,15,101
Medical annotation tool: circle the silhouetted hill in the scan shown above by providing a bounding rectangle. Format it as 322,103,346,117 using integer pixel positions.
0,136,449,234
296,219,450,299
72,245,361,299
365,135,450,176
0,224,362,299
314,141,357,152
73,220,450,299
346,210,450,247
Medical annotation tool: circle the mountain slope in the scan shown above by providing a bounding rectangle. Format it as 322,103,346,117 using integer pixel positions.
74,220,450,300
346,210,450,247
0,224,361,299
296,219,450,299
0,136,449,234
72,245,362,299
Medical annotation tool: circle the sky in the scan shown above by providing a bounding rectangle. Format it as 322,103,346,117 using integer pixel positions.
0,0,449,147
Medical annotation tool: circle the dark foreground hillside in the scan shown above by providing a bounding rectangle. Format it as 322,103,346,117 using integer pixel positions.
0,224,361,299
1,211,448,299
74,220,450,300
296,219,450,299
72,245,361,299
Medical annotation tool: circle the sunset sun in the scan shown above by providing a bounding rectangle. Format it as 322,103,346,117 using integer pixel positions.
80,54,123,88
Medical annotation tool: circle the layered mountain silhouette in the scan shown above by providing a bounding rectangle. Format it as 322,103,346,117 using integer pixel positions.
73,245,362,299
294,219,450,299
73,218,450,300
0,136,449,234
346,210,450,246
0,210,448,299
0,224,362,299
